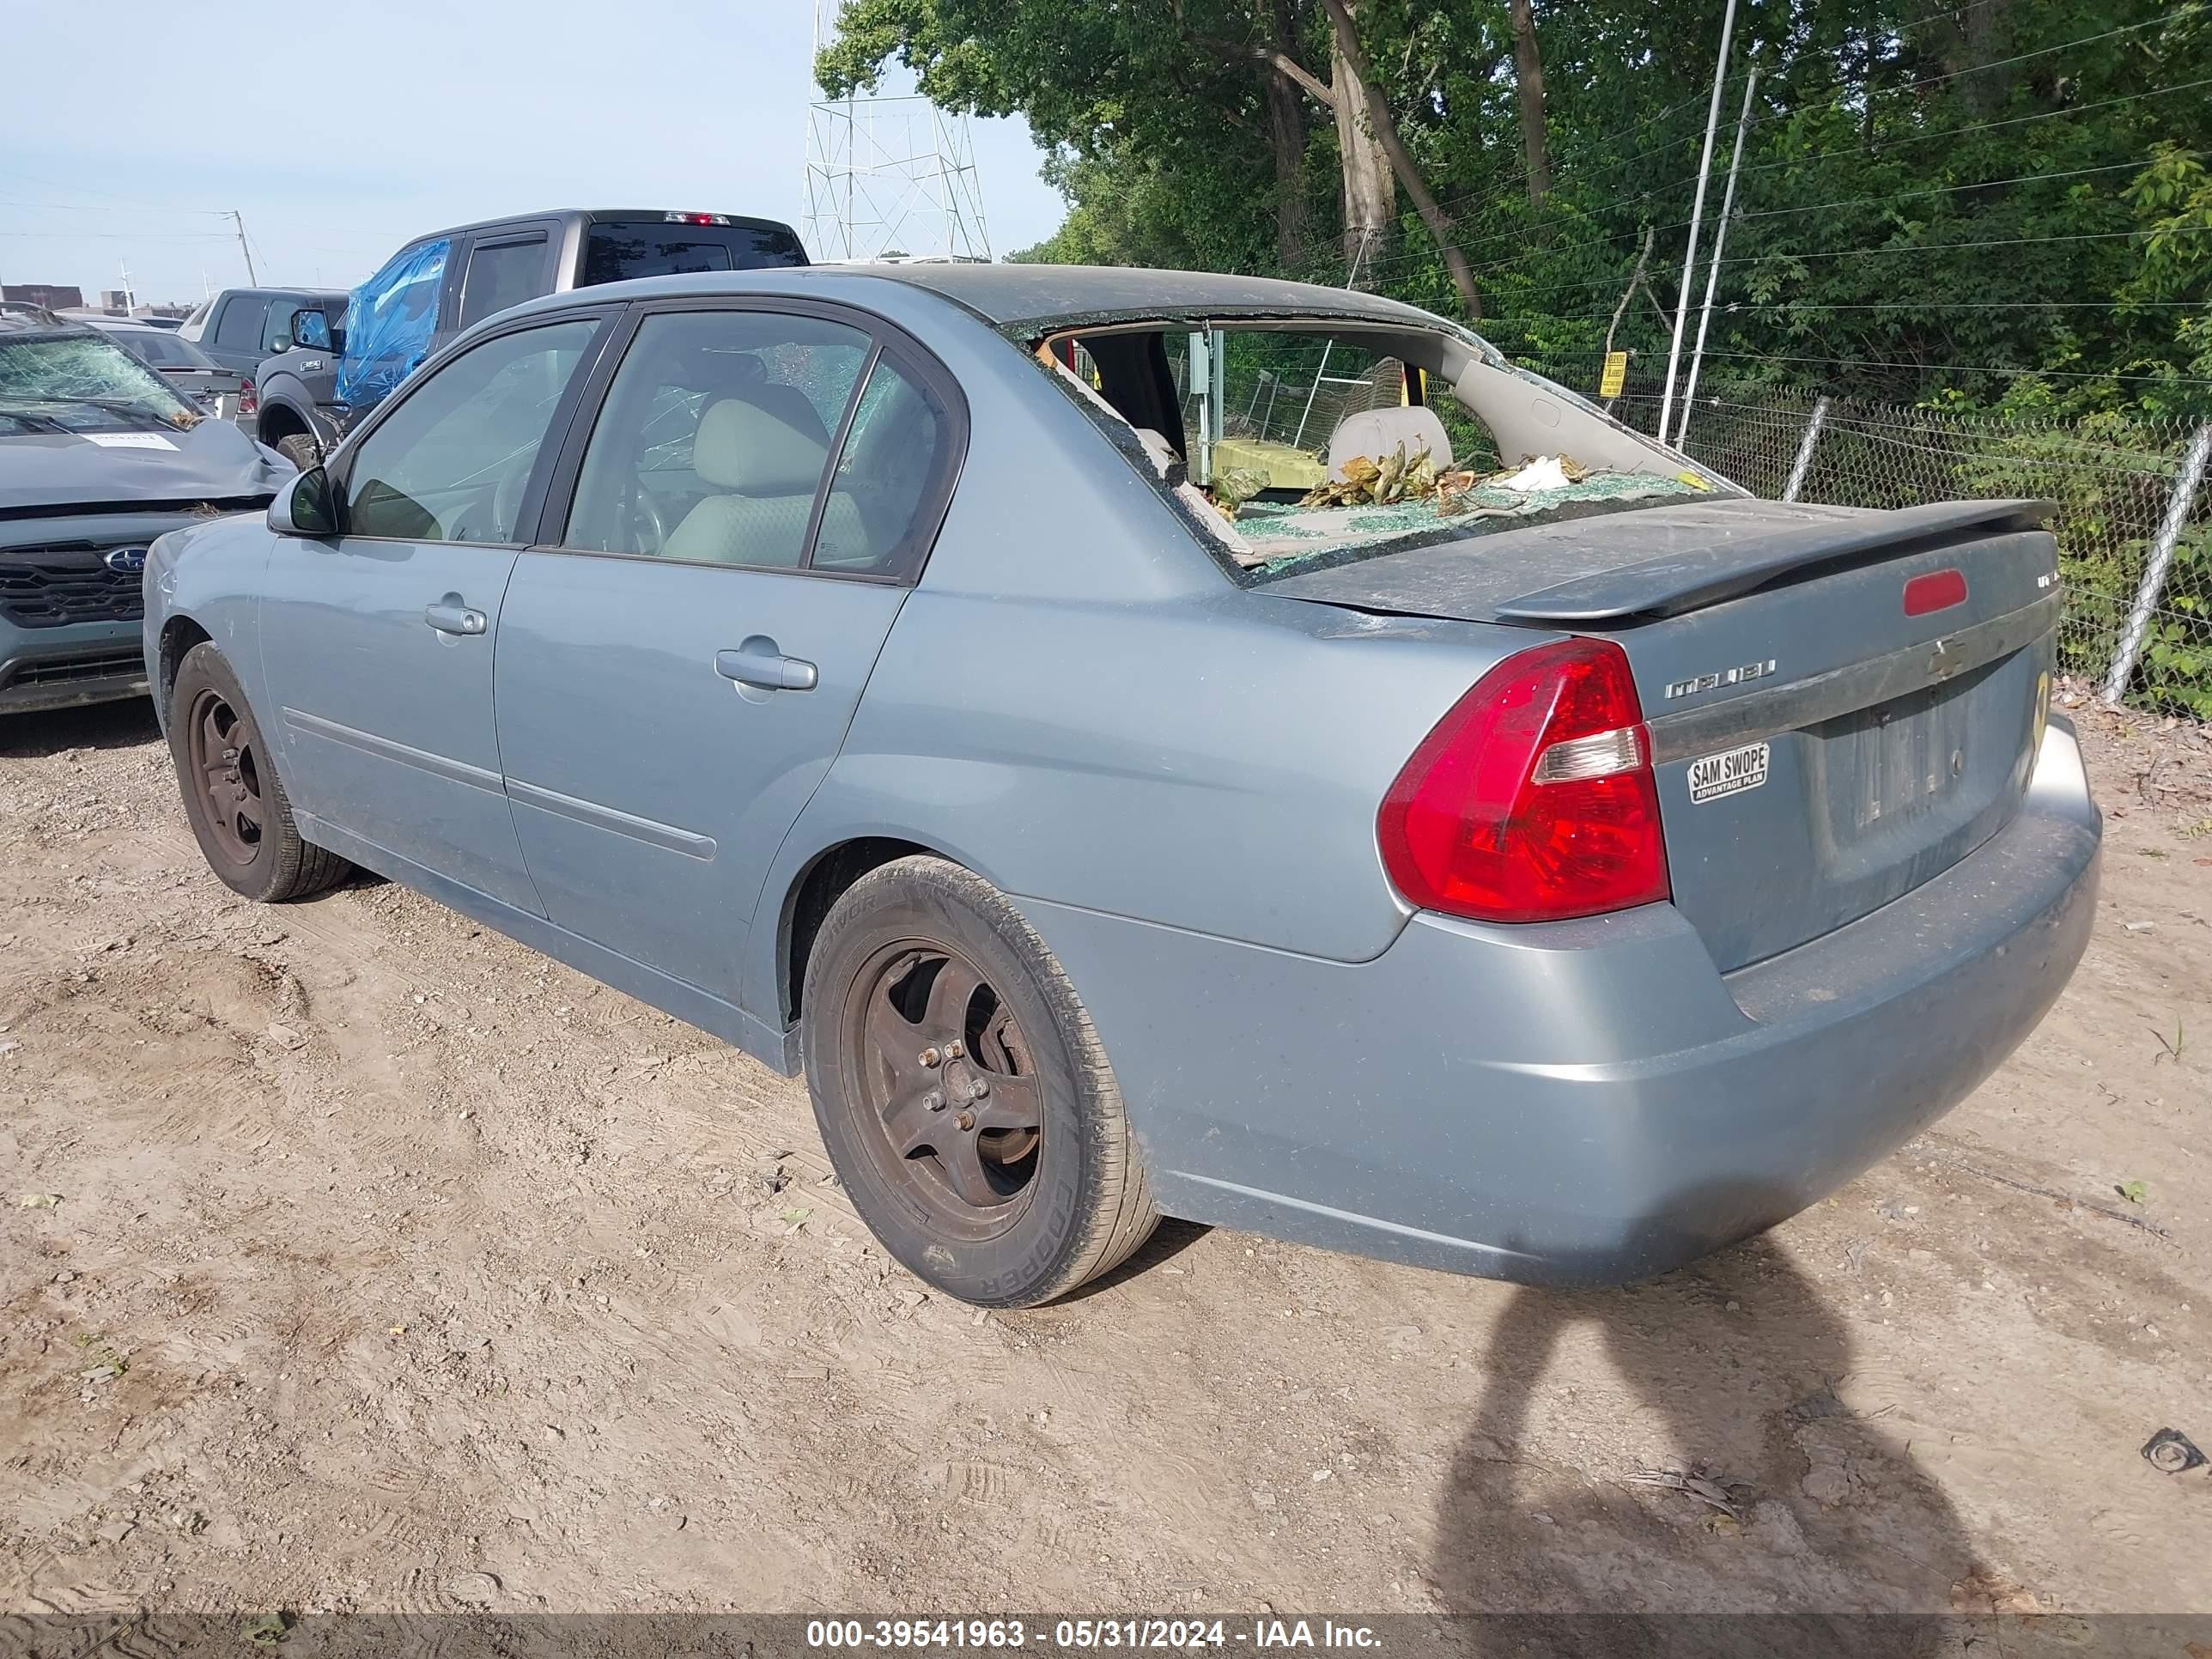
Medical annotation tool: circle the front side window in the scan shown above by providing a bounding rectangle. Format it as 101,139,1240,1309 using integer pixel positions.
343,318,600,544
562,310,870,568
458,237,550,331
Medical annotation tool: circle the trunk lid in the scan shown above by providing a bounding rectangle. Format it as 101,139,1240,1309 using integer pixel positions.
1268,497,2062,971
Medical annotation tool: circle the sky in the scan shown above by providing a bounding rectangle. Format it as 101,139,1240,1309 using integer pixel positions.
0,0,1067,307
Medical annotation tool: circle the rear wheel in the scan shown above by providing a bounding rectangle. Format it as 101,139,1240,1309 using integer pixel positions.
167,642,350,902
801,856,1158,1307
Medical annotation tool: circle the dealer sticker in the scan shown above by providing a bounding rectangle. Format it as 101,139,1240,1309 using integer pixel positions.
1688,740,1770,804
82,432,178,450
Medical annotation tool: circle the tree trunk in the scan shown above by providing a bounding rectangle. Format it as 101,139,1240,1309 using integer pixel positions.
1507,0,1551,208
1318,0,1482,317
1951,0,2014,116
1263,0,1310,269
1329,22,1395,280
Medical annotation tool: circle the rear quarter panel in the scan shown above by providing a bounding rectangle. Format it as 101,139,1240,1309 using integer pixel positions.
740,279,1540,1014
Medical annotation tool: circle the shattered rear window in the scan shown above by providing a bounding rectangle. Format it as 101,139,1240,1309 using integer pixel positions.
1036,321,1714,580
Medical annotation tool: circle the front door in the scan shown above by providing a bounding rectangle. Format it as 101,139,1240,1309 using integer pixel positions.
493,303,959,1000
258,313,607,912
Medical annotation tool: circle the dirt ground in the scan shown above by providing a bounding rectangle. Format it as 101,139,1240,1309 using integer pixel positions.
1,689,2207,1620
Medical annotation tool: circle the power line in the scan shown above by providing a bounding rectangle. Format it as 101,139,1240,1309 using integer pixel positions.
1745,4,2210,131
0,199,226,216
1733,154,2209,224
1687,347,2212,385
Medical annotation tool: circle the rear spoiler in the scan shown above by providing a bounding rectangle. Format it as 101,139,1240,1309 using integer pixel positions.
1492,498,2053,624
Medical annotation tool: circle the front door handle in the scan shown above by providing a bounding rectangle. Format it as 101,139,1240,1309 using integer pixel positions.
423,596,488,636
715,638,818,692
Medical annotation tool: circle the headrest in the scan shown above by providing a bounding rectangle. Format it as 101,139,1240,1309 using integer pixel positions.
672,345,767,394
693,386,831,495
1328,405,1454,481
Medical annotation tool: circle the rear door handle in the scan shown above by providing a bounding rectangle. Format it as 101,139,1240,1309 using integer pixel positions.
423,597,488,636
715,640,818,692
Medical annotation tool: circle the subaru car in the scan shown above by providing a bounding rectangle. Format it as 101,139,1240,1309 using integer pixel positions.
2,311,290,716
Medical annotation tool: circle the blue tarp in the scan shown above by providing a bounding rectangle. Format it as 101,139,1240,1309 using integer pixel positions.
333,237,449,411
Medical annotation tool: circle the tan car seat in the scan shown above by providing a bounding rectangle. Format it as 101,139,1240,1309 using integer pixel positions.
661,386,859,567
1326,405,1454,482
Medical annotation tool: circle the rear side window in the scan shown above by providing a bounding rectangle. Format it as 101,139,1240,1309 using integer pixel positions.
212,297,268,350
458,236,550,331
813,355,953,576
118,331,213,370
580,222,807,285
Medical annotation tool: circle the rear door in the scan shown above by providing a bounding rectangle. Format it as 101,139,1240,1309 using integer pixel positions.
259,312,611,910
204,294,270,375
492,299,961,1000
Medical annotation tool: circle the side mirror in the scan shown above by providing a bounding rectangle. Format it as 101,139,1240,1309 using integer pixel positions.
268,465,338,537
294,311,334,352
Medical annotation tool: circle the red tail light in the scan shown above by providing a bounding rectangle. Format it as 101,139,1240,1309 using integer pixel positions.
1378,638,1670,923
1902,568,1966,616
239,378,258,417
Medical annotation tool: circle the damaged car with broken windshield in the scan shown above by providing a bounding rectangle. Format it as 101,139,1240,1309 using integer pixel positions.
143,264,2098,1308
2,309,290,716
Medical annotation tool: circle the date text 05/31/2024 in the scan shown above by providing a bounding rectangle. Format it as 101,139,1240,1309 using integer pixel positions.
805,1620,1383,1650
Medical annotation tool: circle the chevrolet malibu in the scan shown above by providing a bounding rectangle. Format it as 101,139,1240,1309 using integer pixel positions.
142,266,2100,1306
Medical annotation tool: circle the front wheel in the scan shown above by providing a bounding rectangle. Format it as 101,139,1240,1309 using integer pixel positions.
167,642,351,902
274,432,321,471
801,856,1158,1307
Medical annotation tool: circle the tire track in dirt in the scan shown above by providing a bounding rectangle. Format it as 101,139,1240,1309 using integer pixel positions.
2,704,2207,1617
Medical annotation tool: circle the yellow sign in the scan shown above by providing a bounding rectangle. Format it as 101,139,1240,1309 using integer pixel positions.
1598,351,1629,399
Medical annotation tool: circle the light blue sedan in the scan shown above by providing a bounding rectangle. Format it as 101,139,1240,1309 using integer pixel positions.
143,266,2100,1306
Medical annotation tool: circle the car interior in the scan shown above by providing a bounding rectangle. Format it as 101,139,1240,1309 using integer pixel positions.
1032,319,1708,573
563,330,944,578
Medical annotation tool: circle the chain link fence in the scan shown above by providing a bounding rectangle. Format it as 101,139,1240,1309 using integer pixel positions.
1597,375,2212,717
1175,328,2212,716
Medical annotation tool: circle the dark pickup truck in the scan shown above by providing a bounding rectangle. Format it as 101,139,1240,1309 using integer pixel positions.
252,209,808,466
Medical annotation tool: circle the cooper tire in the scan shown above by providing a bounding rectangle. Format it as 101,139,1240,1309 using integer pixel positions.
168,641,350,902
802,855,1158,1307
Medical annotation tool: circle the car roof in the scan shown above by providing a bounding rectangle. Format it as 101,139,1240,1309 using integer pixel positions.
219,287,350,303
490,262,1459,341
408,208,801,244
833,263,1451,334
0,311,100,340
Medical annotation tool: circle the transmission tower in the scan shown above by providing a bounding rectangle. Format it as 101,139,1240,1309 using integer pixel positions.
803,0,991,263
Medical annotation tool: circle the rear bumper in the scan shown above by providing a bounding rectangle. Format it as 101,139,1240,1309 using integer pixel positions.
0,619,149,714
1017,720,2100,1285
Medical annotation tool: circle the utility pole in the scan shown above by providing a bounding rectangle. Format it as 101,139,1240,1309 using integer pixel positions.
230,210,258,284
1657,0,1739,447
118,259,137,313
1675,66,1759,449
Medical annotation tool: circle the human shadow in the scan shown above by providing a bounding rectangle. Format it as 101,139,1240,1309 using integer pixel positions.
1431,1228,1991,1658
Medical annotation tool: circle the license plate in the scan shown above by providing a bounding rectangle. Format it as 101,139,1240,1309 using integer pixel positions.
1688,740,1770,804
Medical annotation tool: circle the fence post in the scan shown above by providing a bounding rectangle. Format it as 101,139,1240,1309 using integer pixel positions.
2103,421,2212,707
1781,396,1830,502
